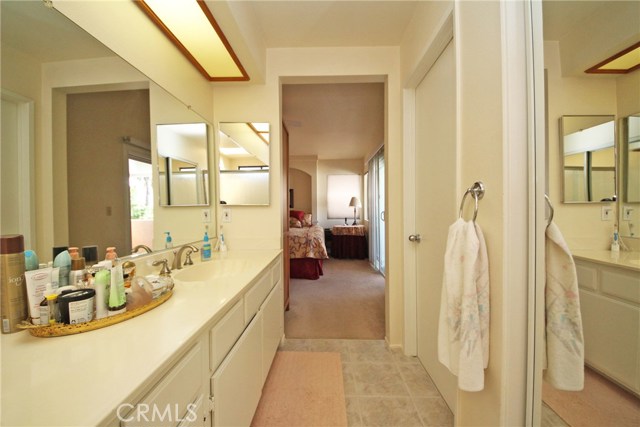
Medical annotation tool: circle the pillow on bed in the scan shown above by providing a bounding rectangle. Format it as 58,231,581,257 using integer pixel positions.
290,209,305,222
289,217,302,228
302,213,313,227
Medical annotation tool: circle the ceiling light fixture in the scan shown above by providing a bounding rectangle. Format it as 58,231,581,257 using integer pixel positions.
585,41,640,74
136,0,249,81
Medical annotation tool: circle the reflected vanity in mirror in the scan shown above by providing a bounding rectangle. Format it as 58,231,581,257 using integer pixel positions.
620,113,640,238
0,1,216,259
560,115,617,203
218,122,270,205
157,123,210,206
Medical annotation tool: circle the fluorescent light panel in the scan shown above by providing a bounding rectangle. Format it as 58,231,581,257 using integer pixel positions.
586,41,640,74
138,0,248,81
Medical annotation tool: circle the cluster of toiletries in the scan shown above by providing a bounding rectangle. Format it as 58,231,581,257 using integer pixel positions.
0,235,172,334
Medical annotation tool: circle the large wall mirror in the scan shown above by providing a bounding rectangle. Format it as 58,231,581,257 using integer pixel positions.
620,113,640,237
157,123,210,206
1,1,216,259
560,115,617,203
218,122,270,205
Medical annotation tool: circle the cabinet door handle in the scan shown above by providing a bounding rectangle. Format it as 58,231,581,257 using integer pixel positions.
408,234,421,242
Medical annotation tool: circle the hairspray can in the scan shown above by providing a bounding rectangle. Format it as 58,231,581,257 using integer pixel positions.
1,234,27,333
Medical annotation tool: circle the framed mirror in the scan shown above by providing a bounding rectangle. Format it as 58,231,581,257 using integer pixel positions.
560,115,617,203
157,123,210,206
620,113,639,238
218,122,270,206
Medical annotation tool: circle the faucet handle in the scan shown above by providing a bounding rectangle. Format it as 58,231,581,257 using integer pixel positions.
152,259,171,277
184,250,194,266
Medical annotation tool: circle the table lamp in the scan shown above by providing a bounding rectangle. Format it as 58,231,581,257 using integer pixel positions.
349,197,361,225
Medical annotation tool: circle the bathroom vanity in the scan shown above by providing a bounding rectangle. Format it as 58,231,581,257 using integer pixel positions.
572,250,640,397
0,249,283,426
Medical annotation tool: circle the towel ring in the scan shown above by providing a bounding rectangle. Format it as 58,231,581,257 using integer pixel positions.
545,194,554,227
458,181,485,222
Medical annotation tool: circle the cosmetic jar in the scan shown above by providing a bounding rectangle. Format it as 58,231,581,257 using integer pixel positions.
58,288,95,325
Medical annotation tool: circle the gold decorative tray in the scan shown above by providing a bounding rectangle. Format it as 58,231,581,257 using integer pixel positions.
19,290,173,338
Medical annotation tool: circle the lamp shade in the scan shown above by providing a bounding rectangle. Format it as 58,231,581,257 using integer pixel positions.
349,197,362,208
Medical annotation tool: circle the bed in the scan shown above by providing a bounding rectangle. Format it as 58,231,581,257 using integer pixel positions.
288,211,329,280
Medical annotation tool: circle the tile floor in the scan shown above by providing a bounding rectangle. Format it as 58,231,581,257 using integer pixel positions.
279,338,454,427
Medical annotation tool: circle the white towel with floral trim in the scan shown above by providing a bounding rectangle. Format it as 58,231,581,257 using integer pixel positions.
543,222,584,391
438,218,490,392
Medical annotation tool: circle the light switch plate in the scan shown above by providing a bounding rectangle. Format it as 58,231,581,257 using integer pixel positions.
202,209,211,223
222,208,232,223
601,206,613,221
622,206,633,221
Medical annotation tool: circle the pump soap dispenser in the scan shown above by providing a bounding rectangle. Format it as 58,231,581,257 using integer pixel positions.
164,232,173,249
201,226,212,261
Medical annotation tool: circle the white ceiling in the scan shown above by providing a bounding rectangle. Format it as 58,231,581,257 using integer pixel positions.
283,83,384,159
248,0,419,48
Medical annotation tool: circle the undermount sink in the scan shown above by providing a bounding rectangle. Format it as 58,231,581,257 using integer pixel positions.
173,258,249,283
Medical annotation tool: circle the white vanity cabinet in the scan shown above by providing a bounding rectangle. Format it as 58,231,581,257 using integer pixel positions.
209,258,284,427
115,254,283,427
575,258,640,396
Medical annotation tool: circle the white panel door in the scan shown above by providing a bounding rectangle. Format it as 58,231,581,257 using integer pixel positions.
414,40,458,411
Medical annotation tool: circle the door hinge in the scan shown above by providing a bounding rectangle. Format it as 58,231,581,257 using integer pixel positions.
208,395,215,413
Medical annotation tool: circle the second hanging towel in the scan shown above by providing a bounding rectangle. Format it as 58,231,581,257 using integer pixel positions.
438,218,490,392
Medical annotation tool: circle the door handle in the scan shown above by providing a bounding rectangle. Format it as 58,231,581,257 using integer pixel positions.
408,234,421,242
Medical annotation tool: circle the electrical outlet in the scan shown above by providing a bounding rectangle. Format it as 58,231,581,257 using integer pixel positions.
222,208,232,223
601,206,613,221
622,206,634,221
202,209,211,223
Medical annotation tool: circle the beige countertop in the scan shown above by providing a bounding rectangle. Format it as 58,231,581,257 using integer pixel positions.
571,249,640,272
0,249,281,427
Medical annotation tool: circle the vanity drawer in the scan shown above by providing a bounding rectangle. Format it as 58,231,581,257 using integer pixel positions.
244,270,274,324
575,262,598,291
600,268,640,304
210,299,245,372
272,258,282,287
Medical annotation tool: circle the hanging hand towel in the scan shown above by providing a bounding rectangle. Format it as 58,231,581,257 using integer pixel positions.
544,222,584,391
438,218,490,392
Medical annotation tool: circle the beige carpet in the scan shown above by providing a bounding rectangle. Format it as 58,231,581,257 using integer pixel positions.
542,367,640,426
251,351,348,427
284,259,385,339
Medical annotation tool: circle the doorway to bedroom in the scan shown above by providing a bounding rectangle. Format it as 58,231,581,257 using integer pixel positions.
282,80,386,340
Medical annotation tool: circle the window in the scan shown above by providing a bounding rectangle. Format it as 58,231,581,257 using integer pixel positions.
327,174,361,219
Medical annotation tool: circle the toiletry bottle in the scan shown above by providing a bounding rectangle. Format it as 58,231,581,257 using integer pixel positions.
39,283,57,326
68,247,80,259
1,234,27,333
218,226,227,252
105,247,118,265
24,250,39,271
93,269,110,320
201,226,212,261
611,225,620,252
69,257,87,287
164,232,173,249
53,250,72,288
108,264,126,316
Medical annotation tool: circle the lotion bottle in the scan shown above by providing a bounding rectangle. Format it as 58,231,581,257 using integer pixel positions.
164,232,173,249
201,226,212,261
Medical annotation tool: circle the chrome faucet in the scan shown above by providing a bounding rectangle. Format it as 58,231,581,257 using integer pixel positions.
172,245,199,270
131,244,153,254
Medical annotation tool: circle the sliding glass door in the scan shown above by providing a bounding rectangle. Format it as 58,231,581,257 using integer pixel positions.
368,148,385,275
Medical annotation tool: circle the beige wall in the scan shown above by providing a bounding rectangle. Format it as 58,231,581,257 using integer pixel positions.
214,46,405,344
66,90,150,254
289,168,312,214
290,156,319,219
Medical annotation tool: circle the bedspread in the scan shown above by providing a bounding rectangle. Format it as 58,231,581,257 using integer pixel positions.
289,225,329,259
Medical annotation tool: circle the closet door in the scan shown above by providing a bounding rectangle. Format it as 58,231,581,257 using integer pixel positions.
414,39,458,411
